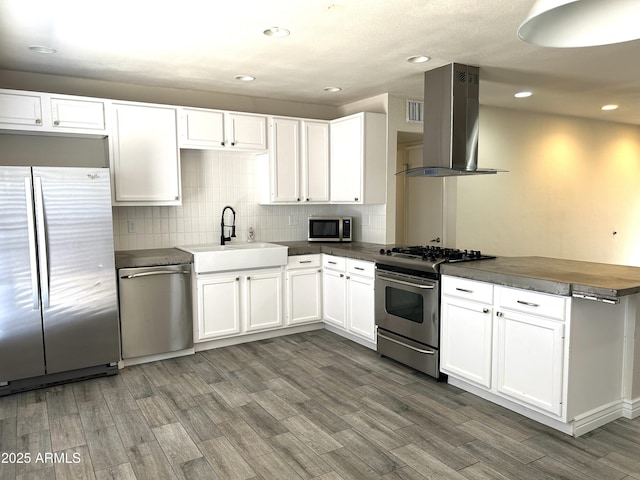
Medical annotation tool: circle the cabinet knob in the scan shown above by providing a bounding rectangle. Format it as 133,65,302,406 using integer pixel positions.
53,120,60,126
235,277,240,281
496,311,503,317
483,308,489,313
297,198,300,202
221,141,225,146
231,142,236,146
35,119,42,125
339,273,344,278
306,198,310,201
354,197,359,201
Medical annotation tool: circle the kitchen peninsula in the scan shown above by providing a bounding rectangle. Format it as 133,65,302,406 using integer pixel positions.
440,255,640,437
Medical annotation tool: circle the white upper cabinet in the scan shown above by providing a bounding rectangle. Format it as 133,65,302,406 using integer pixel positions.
110,102,181,205
179,107,267,151
0,89,106,135
330,112,386,204
266,116,330,204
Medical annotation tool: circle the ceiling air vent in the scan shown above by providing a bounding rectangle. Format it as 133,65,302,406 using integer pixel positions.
406,99,423,123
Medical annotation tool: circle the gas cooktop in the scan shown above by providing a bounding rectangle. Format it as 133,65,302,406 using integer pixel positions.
377,245,496,274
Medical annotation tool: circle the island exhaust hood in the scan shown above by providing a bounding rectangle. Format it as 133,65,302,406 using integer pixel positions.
398,63,505,177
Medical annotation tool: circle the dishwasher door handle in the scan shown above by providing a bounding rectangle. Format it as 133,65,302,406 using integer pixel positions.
121,270,190,279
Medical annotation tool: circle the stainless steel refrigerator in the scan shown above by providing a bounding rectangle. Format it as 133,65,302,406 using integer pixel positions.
0,166,119,395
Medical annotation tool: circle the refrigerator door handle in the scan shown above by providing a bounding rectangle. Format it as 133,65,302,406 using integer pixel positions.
33,177,50,309
24,177,40,310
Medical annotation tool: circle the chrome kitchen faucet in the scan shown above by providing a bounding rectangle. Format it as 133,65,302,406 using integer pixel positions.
220,205,236,245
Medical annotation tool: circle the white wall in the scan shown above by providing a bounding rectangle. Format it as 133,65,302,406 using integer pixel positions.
457,106,640,266
112,149,387,249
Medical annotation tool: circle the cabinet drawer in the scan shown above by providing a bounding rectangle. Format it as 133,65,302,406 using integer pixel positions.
497,286,567,321
287,254,321,269
442,276,493,305
323,254,346,271
347,258,374,278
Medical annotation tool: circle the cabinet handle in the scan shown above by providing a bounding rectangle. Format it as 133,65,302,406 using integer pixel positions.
517,300,540,307
328,261,337,265
354,267,365,271
299,260,312,264
456,287,473,293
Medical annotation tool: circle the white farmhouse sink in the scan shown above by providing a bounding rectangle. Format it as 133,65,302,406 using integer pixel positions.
177,242,288,273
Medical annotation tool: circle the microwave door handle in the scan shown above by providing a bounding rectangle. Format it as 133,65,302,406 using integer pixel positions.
338,219,343,240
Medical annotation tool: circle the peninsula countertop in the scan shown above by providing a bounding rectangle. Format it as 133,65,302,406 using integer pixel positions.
440,256,640,299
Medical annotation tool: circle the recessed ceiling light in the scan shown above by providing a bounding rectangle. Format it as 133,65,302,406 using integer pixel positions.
601,104,619,111
324,87,342,93
406,55,431,64
234,75,256,82
514,91,533,98
28,45,56,54
263,27,290,38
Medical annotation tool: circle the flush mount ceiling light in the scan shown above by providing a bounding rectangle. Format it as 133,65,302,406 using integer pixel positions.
518,0,640,47
323,86,342,93
28,45,56,54
601,104,619,111
514,91,533,98
263,27,290,38
406,55,431,64
234,74,255,82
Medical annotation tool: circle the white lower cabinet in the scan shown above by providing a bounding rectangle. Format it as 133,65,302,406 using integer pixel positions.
441,277,494,388
496,309,565,416
322,255,376,348
286,255,323,326
195,268,283,342
442,276,568,418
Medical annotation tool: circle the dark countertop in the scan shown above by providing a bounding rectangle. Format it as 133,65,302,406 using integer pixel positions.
115,245,640,299
115,248,193,269
441,256,640,299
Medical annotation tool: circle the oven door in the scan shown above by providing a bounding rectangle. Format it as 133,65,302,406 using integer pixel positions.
375,269,439,347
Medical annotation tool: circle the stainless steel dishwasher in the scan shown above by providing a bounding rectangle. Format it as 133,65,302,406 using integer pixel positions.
118,264,193,359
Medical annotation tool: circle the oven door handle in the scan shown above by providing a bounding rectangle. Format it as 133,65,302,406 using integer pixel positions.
378,332,436,355
378,276,435,290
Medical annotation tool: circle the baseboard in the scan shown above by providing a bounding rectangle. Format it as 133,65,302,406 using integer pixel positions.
572,400,624,437
323,323,376,350
622,397,640,419
194,322,324,352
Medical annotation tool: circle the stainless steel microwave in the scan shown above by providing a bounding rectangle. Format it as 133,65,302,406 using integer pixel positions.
308,216,352,242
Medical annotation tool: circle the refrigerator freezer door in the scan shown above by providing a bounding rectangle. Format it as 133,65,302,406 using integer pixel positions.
33,167,119,374
0,167,46,382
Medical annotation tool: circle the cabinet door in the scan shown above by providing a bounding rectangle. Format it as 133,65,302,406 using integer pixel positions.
347,274,375,341
198,275,241,341
322,269,347,328
330,115,362,202
228,113,267,150
0,92,43,127
440,297,493,388
181,108,225,148
49,97,105,130
302,120,330,202
287,268,322,325
496,310,565,416
271,117,300,202
245,270,284,332
111,103,180,204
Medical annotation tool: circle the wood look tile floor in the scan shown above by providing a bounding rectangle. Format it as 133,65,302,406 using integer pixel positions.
1,330,640,480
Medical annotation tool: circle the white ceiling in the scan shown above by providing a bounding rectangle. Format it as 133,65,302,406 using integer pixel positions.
1,0,639,125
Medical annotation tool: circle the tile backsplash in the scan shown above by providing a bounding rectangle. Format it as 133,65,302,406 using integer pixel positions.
112,149,387,250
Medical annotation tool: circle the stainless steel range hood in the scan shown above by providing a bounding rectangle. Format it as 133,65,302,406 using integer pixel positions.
398,63,505,177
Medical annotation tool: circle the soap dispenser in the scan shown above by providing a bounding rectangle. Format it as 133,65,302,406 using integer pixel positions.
247,225,255,243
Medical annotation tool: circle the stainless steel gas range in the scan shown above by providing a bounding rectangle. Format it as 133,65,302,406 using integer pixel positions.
375,246,496,379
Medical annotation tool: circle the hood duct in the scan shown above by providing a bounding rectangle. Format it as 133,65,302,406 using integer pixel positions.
398,63,505,177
